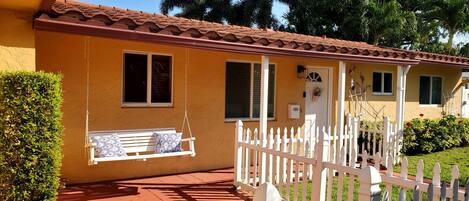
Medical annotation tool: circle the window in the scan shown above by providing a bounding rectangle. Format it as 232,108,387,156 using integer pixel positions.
419,76,442,105
123,52,172,106
372,72,392,95
225,62,275,119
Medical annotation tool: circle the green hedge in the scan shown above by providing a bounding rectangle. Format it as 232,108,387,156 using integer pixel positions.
0,71,63,201
402,115,469,155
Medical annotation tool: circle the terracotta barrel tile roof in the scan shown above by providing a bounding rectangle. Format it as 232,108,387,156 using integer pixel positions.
403,50,469,66
35,0,469,67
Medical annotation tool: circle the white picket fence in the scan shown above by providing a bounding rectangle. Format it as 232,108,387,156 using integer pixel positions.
354,116,403,167
328,115,401,168
233,120,469,201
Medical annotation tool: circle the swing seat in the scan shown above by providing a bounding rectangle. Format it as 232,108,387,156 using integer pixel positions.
87,128,196,165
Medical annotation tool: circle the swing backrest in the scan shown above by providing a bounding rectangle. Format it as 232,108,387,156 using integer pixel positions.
89,128,177,154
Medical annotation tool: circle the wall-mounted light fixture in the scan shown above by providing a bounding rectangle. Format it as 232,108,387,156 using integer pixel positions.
297,65,306,78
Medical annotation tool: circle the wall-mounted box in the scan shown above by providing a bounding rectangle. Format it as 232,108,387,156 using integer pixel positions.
288,104,300,119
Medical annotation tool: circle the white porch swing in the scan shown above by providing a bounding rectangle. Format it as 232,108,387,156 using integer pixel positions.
85,47,196,165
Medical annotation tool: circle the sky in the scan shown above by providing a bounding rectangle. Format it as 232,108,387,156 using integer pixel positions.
81,0,467,44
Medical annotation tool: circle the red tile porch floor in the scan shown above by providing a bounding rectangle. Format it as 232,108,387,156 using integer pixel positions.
58,168,252,201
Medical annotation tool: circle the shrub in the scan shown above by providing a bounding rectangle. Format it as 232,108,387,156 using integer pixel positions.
0,71,63,201
402,115,469,155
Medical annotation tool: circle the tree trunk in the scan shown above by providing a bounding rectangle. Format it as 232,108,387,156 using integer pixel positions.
447,29,455,52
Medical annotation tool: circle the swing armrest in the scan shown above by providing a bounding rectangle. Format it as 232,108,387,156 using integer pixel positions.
85,140,97,148
181,137,196,142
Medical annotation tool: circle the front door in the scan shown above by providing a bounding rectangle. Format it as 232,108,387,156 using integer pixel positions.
305,68,330,138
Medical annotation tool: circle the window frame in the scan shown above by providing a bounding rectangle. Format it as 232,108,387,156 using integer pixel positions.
224,59,277,122
372,71,393,96
121,50,174,108
419,74,443,107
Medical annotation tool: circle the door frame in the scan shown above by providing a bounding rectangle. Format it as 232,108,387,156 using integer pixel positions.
305,66,334,127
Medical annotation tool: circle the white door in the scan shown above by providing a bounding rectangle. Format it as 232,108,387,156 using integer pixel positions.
305,68,330,139
462,83,469,117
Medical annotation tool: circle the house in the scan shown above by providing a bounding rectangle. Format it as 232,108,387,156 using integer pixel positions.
1,0,468,184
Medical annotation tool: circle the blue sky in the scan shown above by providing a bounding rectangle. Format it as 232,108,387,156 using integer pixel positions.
81,0,466,44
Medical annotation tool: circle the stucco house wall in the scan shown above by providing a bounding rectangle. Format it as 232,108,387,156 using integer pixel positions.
36,30,344,183
0,9,36,71
345,63,462,121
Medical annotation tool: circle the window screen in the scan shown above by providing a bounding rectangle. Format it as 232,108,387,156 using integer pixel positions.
373,72,392,94
225,62,251,118
419,76,430,104
431,77,442,104
372,72,382,93
252,64,276,118
151,55,172,103
124,53,147,102
419,76,442,105
225,62,276,119
383,73,392,93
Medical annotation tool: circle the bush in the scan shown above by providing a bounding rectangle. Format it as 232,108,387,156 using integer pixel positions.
0,71,63,201
402,115,469,155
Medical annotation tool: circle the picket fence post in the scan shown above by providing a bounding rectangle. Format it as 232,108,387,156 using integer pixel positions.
432,163,441,201
352,116,359,166
234,120,243,187
311,129,329,201
382,116,390,167
358,166,382,201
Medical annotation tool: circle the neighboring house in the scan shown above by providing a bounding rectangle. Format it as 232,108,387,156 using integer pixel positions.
1,0,468,184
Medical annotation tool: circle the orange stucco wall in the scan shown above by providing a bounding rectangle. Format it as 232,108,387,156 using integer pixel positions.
35,29,463,183
345,63,462,121
36,30,342,183
0,9,35,70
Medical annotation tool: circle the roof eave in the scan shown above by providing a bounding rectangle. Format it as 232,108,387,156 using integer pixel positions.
34,18,419,66
419,60,469,68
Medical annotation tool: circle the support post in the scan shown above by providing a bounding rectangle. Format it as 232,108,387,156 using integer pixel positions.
311,130,329,201
259,55,270,184
337,61,346,163
395,65,410,163
234,120,244,187
358,166,382,201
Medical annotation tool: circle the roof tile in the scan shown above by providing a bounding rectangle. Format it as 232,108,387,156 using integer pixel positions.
37,0,469,66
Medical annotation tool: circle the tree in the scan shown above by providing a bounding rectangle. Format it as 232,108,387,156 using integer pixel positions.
281,0,418,48
458,42,469,57
366,0,418,46
160,0,277,28
424,0,469,50
228,0,276,28
160,0,232,23
280,0,369,41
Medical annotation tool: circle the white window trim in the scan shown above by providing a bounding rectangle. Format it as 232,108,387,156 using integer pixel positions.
122,50,174,107
419,75,443,106
224,60,277,121
372,71,393,96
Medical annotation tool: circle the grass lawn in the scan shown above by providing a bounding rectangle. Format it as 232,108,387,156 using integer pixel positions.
394,146,469,186
284,176,412,201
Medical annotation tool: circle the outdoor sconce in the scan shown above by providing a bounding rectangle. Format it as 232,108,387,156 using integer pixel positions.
297,65,306,78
